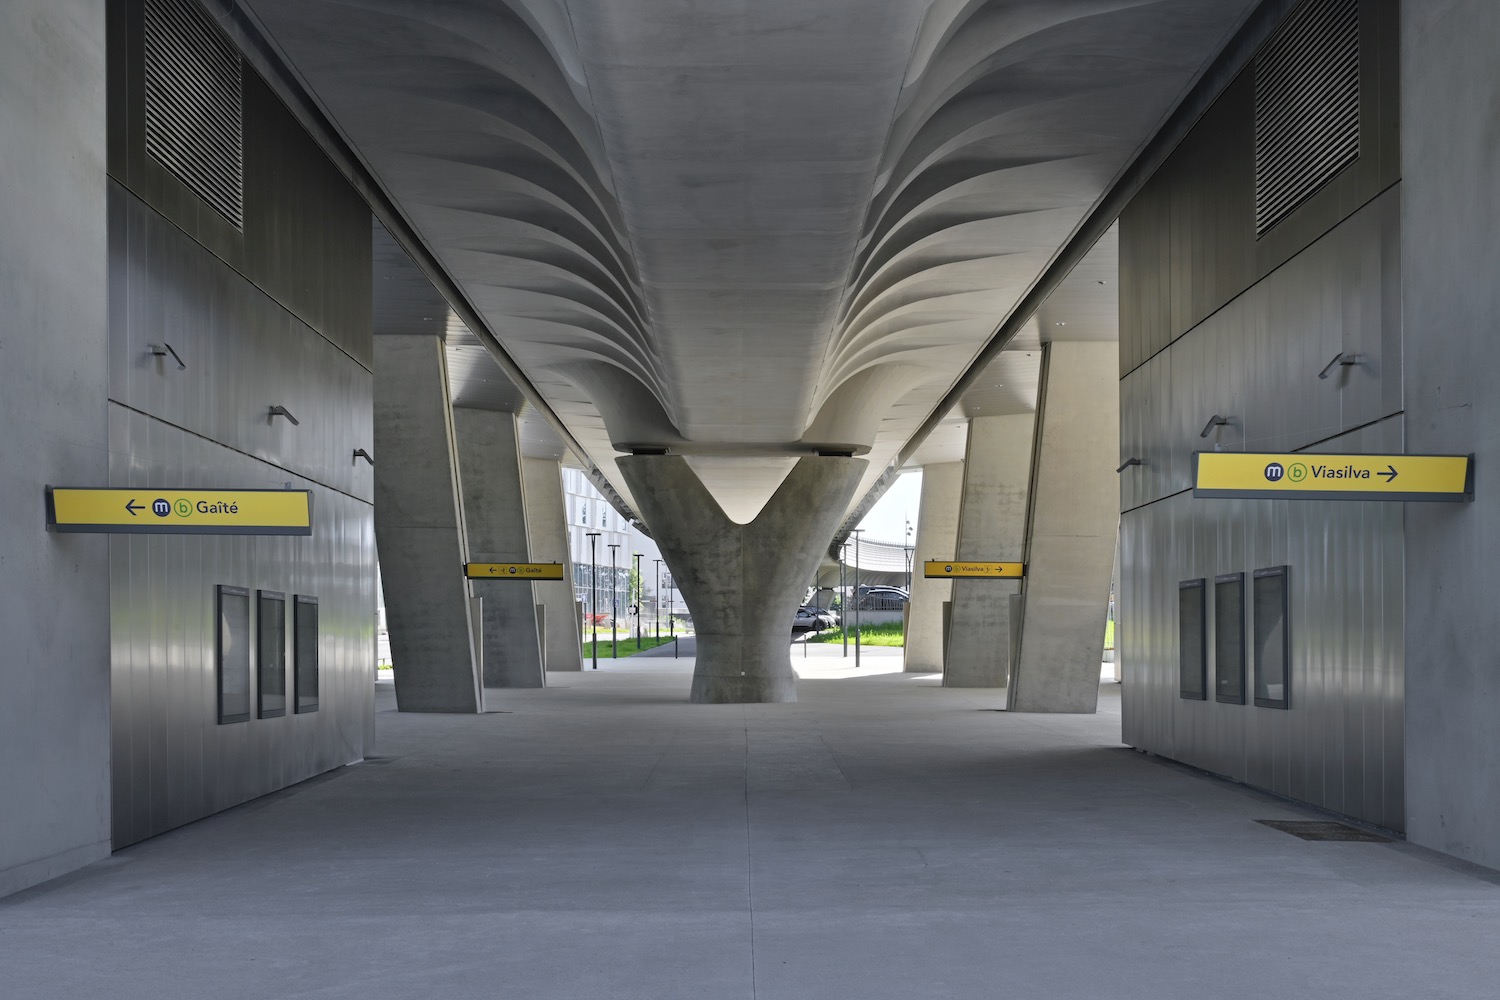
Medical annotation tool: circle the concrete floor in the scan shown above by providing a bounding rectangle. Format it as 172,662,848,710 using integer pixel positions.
4,648,1500,999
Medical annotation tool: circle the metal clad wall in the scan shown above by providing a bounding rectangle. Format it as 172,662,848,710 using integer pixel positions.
1119,0,1400,379
107,0,372,366
1118,131,1404,826
105,0,375,847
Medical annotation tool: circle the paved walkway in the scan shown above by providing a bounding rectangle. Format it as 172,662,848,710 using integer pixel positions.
3,658,1499,999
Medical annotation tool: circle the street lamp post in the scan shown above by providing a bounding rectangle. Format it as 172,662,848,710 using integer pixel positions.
851,529,864,670
840,540,849,658
653,558,662,640
633,552,643,650
904,519,914,593
608,543,620,658
666,573,675,637
585,532,601,669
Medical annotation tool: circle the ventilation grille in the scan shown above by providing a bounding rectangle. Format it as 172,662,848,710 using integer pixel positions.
1253,0,1359,236
144,0,244,229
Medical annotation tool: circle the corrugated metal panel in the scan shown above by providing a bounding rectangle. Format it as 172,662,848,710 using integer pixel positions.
143,0,244,228
1254,0,1360,236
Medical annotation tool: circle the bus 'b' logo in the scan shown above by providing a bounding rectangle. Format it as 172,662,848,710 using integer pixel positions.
1264,462,1285,482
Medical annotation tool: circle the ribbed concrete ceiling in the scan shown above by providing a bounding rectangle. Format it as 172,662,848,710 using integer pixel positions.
246,0,1256,524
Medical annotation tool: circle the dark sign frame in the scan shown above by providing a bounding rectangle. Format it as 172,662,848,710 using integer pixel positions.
1178,579,1207,701
294,595,319,714
1253,566,1291,709
1215,573,1246,705
257,590,287,719
216,585,251,724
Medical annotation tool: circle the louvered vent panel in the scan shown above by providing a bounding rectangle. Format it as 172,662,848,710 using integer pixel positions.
1254,0,1359,236
144,0,244,229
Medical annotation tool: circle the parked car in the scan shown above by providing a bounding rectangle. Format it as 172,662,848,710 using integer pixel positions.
792,606,838,633
855,585,909,611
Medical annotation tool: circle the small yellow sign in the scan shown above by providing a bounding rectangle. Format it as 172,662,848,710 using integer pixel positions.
923,561,1025,579
48,488,313,535
1194,452,1472,502
465,562,566,581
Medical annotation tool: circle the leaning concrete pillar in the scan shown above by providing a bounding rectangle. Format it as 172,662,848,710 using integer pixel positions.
904,461,963,672
454,407,546,688
522,457,583,672
945,414,1035,687
617,455,865,703
373,335,480,712
1008,342,1120,712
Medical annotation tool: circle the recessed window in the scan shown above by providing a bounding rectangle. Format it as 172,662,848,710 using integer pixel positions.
217,585,251,724
1215,573,1246,705
294,596,319,714
257,590,287,719
1253,567,1291,709
1178,579,1207,700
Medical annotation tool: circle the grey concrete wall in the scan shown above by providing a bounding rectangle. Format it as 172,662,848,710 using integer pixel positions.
454,408,545,688
904,461,962,672
945,415,1034,687
374,336,480,712
1010,343,1119,712
1401,0,1500,868
0,0,111,898
619,456,864,703
523,457,582,672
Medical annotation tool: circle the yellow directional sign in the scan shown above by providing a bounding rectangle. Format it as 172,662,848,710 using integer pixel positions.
1194,452,1472,502
924,560,1025,579
465,562,566,581
47,488,313,534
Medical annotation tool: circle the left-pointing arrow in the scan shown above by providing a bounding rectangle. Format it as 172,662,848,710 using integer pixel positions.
125,499,144,516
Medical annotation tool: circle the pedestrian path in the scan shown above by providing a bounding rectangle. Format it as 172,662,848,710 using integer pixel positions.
3,665,1498,999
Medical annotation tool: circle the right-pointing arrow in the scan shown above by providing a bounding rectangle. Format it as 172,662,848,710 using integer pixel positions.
1378,465,1398,483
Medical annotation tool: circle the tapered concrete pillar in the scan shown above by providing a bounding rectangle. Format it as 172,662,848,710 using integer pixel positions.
617,455,865,703
904,461,963,672
945,414,1034,687
373,335,480,712
1008,342,1119,712
454,408,545,688
523,457,583,672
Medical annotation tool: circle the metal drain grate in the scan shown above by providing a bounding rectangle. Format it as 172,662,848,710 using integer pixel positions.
1256,819,1390,842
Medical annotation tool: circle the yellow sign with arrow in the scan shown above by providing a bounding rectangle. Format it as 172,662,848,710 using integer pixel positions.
1193,452,1472,502
923,561,1025,579
465,562,567,580
47,488,313,534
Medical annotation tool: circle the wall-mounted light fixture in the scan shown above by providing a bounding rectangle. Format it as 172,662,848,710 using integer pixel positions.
1199,415,1231,438
353,448,374,467
269,405,300,426
1318,352,1361,380
149,342,187,370
1116,457,1144,473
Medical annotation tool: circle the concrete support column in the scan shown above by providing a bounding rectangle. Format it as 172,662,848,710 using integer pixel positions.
523,457,583,672
1402,0,1500,869
944,415,1034,687
617,455,865,703
904,461,963,672
0,0,111,897
373,335,479,712
454,408,545,689
1008,342,1119,712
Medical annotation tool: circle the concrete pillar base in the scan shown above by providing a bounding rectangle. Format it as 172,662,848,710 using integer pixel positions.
618,455,865,704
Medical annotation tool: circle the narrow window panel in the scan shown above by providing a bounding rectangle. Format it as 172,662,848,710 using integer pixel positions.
1253,567,1291,709
294,595,319,714
1215,573,1246,705
217,585,251,724
1179,579,1207,700
257,590,287,719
